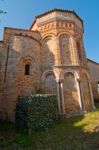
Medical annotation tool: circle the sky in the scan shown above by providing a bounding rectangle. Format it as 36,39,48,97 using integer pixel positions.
0,0,99,62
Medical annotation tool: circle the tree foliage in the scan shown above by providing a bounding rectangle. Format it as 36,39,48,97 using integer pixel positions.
0,0,6,15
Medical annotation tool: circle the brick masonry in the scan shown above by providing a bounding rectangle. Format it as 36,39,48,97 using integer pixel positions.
0,9,98,121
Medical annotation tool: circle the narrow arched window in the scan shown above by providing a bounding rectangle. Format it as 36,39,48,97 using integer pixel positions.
25,64,30,75
77,41,82,61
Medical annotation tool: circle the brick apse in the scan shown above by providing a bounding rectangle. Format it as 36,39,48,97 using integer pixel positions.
0,9,99,121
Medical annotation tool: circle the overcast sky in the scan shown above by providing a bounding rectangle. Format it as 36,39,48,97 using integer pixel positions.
0,0,99,62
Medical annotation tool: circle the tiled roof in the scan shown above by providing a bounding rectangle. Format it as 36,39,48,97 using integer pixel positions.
36,8,83,22
87,58,99,65
30,8,83,30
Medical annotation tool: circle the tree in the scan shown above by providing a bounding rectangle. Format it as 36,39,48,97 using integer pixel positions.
0,0,6,15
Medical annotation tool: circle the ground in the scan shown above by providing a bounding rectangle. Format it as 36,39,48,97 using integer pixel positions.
0,103,99,150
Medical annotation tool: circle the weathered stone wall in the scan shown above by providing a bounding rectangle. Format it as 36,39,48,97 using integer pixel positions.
0,42,7,118
0,28,41,121
88,60,99,101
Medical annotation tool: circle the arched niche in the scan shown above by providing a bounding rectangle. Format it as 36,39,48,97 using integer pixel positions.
42,71,57,94
63,72,80,115
81,73,92,111
59,34,71,65
42,36,55,69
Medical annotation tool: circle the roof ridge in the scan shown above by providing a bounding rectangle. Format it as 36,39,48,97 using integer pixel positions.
30,8,83,30
35,8,82,21
87,58,99,65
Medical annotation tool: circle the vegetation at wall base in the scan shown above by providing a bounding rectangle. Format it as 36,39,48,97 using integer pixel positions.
15,94,58,132
0,102,99,150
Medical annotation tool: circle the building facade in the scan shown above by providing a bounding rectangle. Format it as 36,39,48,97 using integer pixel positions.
0,9,98,121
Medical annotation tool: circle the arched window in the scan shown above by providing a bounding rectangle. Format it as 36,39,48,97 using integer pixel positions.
77,41,82,61
25,64,30,75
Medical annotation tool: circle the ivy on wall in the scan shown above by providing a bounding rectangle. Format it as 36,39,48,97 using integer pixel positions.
15,94,58,133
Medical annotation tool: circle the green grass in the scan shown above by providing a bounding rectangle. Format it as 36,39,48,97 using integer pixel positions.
0,103,99,150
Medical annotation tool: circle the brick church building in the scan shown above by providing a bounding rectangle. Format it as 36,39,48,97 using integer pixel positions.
0,9,99,121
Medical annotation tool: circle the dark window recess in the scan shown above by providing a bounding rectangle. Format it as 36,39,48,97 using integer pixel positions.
77,42,82,61
25,64,30,75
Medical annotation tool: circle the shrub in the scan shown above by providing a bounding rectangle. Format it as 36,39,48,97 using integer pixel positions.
15,94,58,132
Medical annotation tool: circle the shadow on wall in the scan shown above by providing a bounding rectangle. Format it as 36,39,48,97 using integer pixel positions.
0,44,20,121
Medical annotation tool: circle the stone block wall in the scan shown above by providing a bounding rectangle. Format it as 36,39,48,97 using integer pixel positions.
0,28,41,121
87,59,99,101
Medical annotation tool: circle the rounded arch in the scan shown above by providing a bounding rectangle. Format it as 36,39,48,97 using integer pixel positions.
19,56,35,64
41,70,57,94
58,31,72,38
42,33,55,39
81,70,90,80
60,69,80,81
43,35,53,41
41,70,57,83
43,35,53,44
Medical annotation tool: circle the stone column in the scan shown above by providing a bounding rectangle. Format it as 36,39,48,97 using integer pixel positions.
56,81,61,114
60,81,65,114
76,78,83,110
88,81,96,110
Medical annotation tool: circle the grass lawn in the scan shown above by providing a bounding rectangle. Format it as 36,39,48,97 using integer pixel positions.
0,103,99,150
